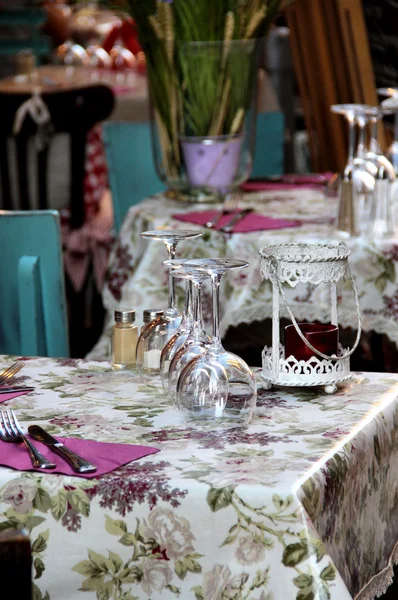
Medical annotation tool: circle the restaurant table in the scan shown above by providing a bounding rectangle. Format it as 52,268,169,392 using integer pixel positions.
89,185,398,364
1,355,398,599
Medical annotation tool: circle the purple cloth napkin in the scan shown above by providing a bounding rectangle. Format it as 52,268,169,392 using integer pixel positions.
0,391,31,403
173,209,299,233
240,172,335,192
0,435,160,479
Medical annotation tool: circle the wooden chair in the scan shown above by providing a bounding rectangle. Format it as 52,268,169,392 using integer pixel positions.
0,85,114,228
284,0,385,173
0,210,69,357
0,528,31,600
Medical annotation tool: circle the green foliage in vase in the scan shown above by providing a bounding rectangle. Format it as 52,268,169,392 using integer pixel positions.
126,0,281,176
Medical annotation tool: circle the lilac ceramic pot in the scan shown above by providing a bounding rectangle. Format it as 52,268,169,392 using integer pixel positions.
181,135,243,191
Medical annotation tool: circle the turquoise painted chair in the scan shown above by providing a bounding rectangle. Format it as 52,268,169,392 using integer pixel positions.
0,210,69,358
103,111,284,233
103,122,165,233
0,8,51,60
252,111,284,178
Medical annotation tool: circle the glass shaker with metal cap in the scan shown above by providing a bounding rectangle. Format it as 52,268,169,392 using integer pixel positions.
142,308,164,333
111,309,138,370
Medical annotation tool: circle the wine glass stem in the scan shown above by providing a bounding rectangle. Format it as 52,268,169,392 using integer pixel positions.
356,119,366,159
192,280,204,338
185,280,193,323
210,273,222,349
347,117,355,166
165,242,177,309
370,118,378,153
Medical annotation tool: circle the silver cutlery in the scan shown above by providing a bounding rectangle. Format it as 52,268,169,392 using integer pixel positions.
0,410,56,469
0,362,25,385
205,208,233,229
28,425,97,474
0,387,34,395
205,192,240,229
220,208,253,233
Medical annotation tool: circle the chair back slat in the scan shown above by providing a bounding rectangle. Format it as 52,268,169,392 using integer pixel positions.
18,256,46,357
0,210,69,357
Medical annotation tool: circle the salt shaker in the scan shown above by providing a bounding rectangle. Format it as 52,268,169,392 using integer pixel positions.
136,308,165,375
111,309,138,370
141,308,164,333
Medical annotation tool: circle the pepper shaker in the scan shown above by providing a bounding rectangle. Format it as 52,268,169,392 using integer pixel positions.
111,309,138,370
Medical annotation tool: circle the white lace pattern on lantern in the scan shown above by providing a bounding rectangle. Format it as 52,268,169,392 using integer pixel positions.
260,243,350,287
261,344,351,387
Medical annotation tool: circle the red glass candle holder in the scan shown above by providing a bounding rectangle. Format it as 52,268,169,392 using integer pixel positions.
284,323,339,362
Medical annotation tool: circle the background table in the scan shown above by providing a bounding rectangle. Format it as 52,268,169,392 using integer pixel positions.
1,356,398,599
90,186,398,367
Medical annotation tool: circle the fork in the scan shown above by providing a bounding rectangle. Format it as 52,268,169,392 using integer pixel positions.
0,410,56,469
0,362,25,386
205,191,240,229
220,207,253,233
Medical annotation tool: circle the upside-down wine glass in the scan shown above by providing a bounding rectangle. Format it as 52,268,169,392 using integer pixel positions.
331,104,377,187
176,258,257,426
331,104,378,232
365,106,396,176
168,264,211,404
353,108,378,191
136,230,202,378
159,259,195,394
362,105,397,238
378,87,398,175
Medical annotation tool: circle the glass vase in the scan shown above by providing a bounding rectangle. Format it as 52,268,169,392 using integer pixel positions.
148,38,261,203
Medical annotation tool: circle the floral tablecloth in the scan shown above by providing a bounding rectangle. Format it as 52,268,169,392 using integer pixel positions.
2,356,398,600
89,187,398,361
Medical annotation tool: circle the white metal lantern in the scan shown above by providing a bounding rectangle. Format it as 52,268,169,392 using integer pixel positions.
259,242,361,394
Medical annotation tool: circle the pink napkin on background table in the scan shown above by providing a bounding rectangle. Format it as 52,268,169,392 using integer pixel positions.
173,209,300,233
240,172,335,192
0,435,160,479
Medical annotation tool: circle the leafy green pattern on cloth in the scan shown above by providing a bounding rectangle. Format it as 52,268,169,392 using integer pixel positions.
0,356,398,599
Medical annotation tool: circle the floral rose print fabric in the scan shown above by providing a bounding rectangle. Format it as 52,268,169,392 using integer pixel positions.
0,357,397,599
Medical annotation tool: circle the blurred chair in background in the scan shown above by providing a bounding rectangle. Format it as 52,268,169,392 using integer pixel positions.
0,210,69,358
252,111,285,178
102,121,164,233
0,85,114,228
0,528,31,600
265,27,295,173
0,5,50,77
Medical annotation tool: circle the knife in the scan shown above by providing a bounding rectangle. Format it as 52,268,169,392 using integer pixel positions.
0,387,34,394
220,208,253,233
28,425,97,474
205,208,233,229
